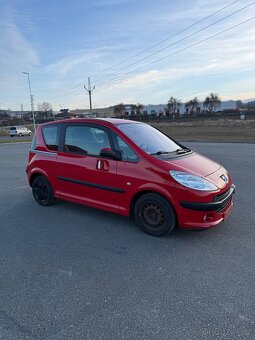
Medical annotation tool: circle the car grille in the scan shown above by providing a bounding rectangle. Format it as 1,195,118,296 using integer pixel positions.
213,188,232,212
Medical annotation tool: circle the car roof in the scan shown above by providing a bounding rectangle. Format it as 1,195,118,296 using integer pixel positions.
39,118,143,127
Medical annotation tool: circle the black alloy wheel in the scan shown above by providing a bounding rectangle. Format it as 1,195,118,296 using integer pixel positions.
134,193,176,236
32,176,55,206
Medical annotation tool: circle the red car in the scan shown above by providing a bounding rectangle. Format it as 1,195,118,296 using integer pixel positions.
27,118,235,236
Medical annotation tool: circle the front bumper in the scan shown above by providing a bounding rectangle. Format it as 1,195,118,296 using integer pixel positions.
177,185,235,230
180,185,235,212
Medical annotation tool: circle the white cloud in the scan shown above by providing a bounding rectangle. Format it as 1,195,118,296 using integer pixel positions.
0,6,39,92
1,0,255,110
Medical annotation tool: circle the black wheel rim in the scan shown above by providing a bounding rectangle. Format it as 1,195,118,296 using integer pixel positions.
33,181,49,204
141,202,165,229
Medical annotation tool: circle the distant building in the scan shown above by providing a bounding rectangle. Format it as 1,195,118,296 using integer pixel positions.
143,104,166,116
71,107,113,118
121,101,237,116
218,100,237,111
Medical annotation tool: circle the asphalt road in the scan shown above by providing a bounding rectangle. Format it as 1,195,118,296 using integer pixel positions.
0,142,255,340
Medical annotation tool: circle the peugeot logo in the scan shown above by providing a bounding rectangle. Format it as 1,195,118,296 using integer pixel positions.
220,174,229,183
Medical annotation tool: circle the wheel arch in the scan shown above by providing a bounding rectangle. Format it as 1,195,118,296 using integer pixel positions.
29,170,51,187
130,189,178,223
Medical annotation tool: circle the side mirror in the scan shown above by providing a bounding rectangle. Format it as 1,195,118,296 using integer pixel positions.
100,148,122,161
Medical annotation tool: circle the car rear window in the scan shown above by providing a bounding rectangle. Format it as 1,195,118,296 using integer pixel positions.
9,127,16,130
42,125,59,151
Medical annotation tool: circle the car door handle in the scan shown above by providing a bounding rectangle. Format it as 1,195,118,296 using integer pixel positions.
97,160,110,171
97,160,102,170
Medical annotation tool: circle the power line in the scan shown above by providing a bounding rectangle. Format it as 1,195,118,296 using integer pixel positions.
94,16,255,91
93,1,255,86
91,0,242,80
57,0,242,99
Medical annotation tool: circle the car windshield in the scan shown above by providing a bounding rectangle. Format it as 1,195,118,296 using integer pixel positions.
118,123,183,155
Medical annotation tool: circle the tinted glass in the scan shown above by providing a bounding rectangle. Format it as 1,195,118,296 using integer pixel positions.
42,125,59,151
9,127,16,130
116,135,138,162
118,123,179,154
64,125,110,155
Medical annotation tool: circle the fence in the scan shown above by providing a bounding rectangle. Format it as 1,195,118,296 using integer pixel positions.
124,111,255,123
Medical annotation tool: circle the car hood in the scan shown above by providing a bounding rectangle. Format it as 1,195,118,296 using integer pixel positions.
165,152,221,177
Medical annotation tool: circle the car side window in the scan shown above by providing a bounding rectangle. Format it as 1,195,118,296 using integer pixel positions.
42,125,59,151
116,136,138,162
64,125,111,156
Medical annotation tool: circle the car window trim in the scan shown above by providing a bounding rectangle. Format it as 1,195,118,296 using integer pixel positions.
42,124,60,151
110,130,140,163
59,122,115,158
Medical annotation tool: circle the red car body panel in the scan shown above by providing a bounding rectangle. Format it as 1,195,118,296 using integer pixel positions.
27,118,235,230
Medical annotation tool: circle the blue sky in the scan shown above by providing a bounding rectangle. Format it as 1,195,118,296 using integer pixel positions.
0,0,255,111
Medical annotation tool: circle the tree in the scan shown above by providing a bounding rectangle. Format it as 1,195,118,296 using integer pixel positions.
167,96,181,116
236,100,243,109
130,104,136,115
203,93,221,112
185,97,199,114
37,102,53,112
136,103,144,115
247,101,255,109
37,102,53,121
114,103,125,117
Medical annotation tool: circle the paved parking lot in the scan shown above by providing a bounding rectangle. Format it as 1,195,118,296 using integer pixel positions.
0,142,255,340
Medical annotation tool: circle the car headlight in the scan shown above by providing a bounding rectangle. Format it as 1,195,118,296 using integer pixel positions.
169,170,218,191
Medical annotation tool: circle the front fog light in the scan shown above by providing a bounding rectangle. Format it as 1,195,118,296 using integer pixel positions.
204,214,214,222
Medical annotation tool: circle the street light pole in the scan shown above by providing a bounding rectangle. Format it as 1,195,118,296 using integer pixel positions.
22,72,36,133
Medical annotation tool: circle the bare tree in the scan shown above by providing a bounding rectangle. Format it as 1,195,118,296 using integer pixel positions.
114,103,125,117
167,96,181,116
203,93,221,112
37,102,53,121
185,97,199,114
37,102,53,112
130,104,136,115
136,103,144,115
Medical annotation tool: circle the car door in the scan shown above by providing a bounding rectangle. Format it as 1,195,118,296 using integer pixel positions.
111,133,145,214
56,123,122,213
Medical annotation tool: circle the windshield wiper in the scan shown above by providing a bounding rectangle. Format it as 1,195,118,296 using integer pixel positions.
150,151,172,155
151,148,191,156
175,148,191,154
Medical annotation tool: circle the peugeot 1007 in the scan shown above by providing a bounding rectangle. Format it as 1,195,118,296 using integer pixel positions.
26,119,235,236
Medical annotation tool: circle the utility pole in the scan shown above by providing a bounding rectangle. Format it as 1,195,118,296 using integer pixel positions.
21,104,23,125
84,77,95,114
22,72,36,133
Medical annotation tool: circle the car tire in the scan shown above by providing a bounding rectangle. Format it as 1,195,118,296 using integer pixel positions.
18,133,22,137
32,176,56,206
134,193,176,236
29,132,32,136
